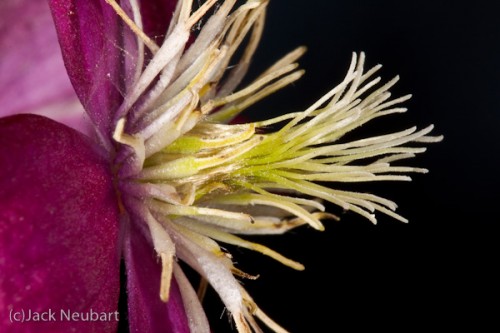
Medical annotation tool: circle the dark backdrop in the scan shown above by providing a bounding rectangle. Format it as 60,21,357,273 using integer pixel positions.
205,1,499,332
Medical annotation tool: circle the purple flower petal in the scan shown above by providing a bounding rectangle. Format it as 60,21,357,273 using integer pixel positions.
124,219,190,333
0,114,120,333
49,0,124,141
0,0,91,134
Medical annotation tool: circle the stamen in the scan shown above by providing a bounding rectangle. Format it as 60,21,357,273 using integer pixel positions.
181,220,305,270
113,118,145,169
234,313,252,333
128,0,146,84
202,63,300,114
143,210,175,302
148,45,215,111
178,0,236,72
257,46,307,80
241,290,290,333
254,307,289,333
173,262,211,332
210,70,305,122
185,0,219,29
209,192,325,231
151,201,253,224
115,25,190,121
142,94,198,156
168,0,193,35
208,1,267,99
104,0,159,53
196,277,209,301
159,252,173,302
165,123,256,153
163,222,250,333
133,53,184,121
138,90,193,140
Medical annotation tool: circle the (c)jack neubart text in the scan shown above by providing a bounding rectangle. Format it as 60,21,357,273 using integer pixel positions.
9,308,119,323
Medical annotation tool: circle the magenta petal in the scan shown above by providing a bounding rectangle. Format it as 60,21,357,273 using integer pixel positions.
0,0,90,134
49,0,124,140
0,114,120,333
124,220,190,333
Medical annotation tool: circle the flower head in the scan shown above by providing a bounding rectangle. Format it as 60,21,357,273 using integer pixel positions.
1,0,442,332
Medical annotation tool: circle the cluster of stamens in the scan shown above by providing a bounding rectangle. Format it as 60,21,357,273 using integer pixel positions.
107,0,441,332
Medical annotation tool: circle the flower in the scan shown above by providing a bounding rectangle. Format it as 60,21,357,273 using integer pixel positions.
0,0,442,332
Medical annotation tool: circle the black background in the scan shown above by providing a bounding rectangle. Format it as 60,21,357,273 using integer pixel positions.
204,1,499,332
